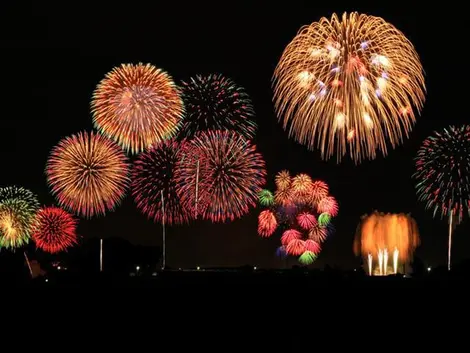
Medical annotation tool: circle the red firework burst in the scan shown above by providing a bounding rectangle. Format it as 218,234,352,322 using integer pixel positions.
46,131,129,218
175,130,266,223
91,63,184,154
258,210,277,237
31,207,78,253
131,139,192,225
286,239,306,256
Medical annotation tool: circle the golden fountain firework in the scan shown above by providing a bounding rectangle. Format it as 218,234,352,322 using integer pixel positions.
354,212,420,275
273,12,426,163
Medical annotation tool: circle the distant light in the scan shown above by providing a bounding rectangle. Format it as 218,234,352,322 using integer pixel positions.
197,266,200,271
57,266,61,270
136,266,140,271
45,278,48,282
427,267,431,272
152,272,157,277
354,269,357,272
178,268,182,271
253,266,257,270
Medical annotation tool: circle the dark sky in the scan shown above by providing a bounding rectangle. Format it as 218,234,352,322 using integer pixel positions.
1,1,466,269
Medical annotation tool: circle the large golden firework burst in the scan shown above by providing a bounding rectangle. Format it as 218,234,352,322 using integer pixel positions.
91,63,184,154
273,12,426,163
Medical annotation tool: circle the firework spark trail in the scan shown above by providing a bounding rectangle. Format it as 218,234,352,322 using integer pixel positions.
273,12,425,163
393,247,399,274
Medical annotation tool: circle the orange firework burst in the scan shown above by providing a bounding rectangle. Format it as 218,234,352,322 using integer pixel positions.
46,131,130,218
354,211,420,275
258,210,277,237
273,12,426,163
91,63,184,154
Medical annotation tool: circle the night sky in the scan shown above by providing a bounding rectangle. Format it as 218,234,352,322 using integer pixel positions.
1,2,466,269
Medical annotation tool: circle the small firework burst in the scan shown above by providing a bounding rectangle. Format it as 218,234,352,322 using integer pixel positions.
0,186,39,249
31,207,78,253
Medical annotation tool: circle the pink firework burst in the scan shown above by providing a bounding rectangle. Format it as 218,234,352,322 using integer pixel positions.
304,239,321,254
297,212,317,230
281,229,302,246
317,196,339,217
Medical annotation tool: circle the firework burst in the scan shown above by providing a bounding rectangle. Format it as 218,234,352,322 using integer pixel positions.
414,126,470,221
91,63,184,154
132,139,192,225
31,207,78,253
414,125,470,270
354,211,420,275
0,186,39,249
273,12,425,163
178,74,256,139
257,171,338,264
46,131,130,218
175,130,266,223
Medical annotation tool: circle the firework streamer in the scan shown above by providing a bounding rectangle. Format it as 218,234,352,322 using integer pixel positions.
100,238,103,272
448,213,452,271
195,159,199,218
24,251,33,278
161,189,166,270
393,248,399,274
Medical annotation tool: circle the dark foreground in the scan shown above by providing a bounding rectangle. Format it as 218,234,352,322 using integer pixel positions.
5,266,470,287
7,268,464,351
